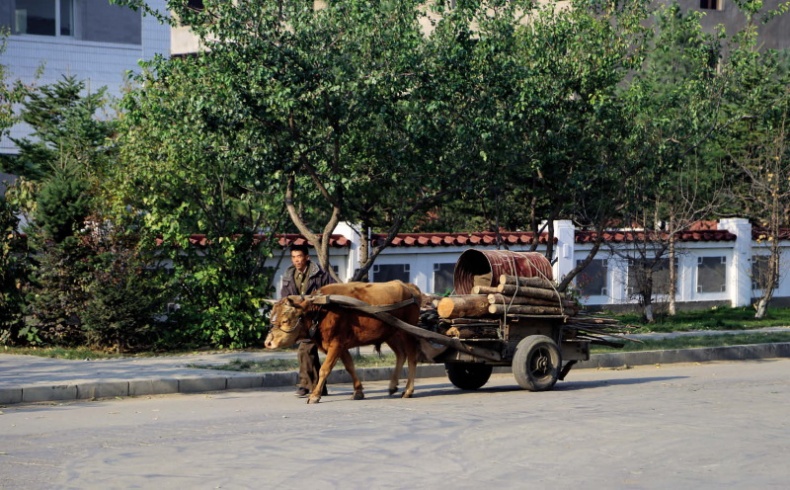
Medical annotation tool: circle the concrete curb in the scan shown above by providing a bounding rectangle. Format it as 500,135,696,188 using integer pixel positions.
2,343,788,405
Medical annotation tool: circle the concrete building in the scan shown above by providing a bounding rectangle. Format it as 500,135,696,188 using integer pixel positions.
0,0,171,156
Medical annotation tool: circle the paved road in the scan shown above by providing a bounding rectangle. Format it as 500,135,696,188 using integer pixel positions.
1,359,788,489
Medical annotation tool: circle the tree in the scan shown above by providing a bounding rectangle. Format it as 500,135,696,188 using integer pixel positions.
719,3,790,319
8,75,114,182
607,2,728,321
419,0,651,293
114,48,286,348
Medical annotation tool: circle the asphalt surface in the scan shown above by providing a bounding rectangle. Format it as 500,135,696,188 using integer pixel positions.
1,328,789,406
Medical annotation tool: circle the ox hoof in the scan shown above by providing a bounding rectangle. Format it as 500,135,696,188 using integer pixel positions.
401,392,413,398
352,391,365,401
307,396,321,404
388,388,398,396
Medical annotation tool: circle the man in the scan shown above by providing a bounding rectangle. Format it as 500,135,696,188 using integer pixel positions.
280,243,335,397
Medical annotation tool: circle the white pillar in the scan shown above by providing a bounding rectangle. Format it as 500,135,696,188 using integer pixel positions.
332,221,360,282
719,218,752,307
554,220,576,284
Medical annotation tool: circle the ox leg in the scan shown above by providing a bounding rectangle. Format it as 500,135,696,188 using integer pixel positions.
339,350,364,400
402,341,418,399
387,341,406,396
308,347,340,404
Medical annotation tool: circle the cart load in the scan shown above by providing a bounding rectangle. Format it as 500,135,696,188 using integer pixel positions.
418,249,634,392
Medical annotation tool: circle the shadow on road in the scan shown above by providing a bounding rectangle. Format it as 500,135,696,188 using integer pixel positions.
323,375,690,401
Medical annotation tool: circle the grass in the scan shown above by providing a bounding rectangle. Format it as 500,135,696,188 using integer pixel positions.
613,306,790,333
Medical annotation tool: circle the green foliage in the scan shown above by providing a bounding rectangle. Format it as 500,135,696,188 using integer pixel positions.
9,75,115,182
34,167,93,243
116,53,282,349
77,221,168,352
25,236,92,346
157,239,274,349
0,194,29,342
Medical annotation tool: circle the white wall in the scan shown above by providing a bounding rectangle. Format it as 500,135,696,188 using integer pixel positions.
266,220,790,309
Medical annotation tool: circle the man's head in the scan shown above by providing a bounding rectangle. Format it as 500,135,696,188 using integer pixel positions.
290,244,310,272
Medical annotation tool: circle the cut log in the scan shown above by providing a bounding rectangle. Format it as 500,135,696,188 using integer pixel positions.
487,293,575,308
471,285,500,295
496,284,564,301
488,304,568,316
437,294,491,319
498,274,555,290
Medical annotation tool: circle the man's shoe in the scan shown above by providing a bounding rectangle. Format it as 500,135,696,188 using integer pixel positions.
295,387,310,397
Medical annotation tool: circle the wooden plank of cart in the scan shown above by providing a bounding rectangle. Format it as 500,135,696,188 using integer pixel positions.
319,249,632,392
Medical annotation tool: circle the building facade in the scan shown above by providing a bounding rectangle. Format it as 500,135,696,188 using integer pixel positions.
0,0,170,155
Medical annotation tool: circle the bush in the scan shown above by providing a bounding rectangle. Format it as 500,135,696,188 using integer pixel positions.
0,195,29,344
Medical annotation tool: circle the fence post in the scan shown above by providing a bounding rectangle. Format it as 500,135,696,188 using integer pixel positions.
719,218,752,307
554,220,576,284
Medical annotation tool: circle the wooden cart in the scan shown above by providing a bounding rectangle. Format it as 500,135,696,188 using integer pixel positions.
313,294,600,393
314,247,629,392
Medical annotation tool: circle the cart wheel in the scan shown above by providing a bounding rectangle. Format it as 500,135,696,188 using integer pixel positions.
445,363,493,390
512,335,561,391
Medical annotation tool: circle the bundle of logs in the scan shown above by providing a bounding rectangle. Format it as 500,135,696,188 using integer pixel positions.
423,274,633,346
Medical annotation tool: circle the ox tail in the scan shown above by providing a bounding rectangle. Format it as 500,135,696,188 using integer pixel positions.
375,342,382,356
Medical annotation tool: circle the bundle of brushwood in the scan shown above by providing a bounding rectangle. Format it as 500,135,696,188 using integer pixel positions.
562,314,636,348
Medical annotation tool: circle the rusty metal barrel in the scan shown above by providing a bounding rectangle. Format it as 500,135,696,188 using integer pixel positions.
453,249,553,294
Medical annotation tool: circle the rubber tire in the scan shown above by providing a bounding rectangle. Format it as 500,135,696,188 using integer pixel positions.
446,363,493,390
512,335,562,391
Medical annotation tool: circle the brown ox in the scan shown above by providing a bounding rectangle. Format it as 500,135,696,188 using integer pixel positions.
264,280,421,404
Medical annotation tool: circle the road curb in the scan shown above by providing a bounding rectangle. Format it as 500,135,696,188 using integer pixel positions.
1,343,788,405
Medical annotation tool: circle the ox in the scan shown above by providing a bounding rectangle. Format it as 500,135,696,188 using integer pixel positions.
264,280,422,404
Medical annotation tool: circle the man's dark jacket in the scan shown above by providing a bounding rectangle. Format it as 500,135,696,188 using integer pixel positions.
280,260,335,297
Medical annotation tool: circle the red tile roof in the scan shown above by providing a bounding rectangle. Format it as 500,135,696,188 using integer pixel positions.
575,229,736,244
158,223,790,250
383,231,553,247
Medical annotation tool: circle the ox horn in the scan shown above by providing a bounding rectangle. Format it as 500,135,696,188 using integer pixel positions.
261,298,279,305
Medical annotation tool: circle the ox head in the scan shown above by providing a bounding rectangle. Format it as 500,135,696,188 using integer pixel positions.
264,296,313,349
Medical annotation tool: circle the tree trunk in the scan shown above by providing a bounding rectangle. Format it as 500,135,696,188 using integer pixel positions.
668,229,677,316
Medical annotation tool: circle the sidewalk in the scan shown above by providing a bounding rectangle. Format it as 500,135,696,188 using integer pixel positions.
2,329,789,406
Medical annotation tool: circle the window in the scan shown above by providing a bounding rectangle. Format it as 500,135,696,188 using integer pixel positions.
372,263,410,283
4,0,143,44
699,0,721,10
433,263,455,295
751,256,770,291
576,259,608,296
697,256,726,293
628,258,675,296
13,0,73,37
